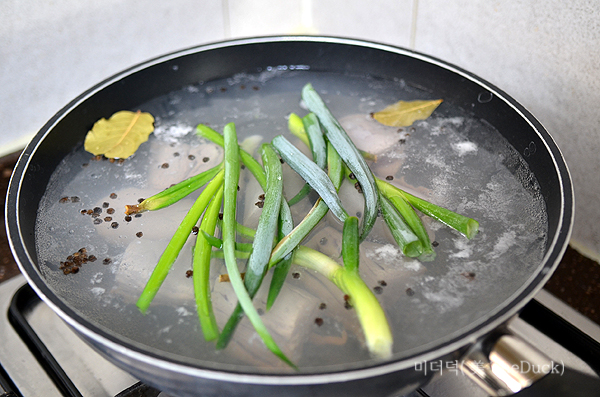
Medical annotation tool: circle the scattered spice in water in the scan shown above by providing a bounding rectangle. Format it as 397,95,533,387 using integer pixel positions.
385,175,394,181
378,280,387,287
102,202,109,208
125,215,132,222
110,193,117,199
461,272,476,281
319,303,327,310
60,248,94,274
107,208,115,214
314,318,324,326
103,258,112,265
255,201,264,208
202,157,210,163
186,270,193,278
111,222,119,229
103,217,112,222
319,237,328,245
188,155,195,160
161,163,169,169
219,273,246,282
406,288,415,296
432,240,439,247
292,272,300,279
136,232,143,238
373,286,383,295
192,226,199,235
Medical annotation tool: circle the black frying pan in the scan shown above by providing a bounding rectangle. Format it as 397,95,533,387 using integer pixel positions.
6,36,595,396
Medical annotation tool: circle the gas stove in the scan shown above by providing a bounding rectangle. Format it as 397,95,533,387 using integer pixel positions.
0,274,598,397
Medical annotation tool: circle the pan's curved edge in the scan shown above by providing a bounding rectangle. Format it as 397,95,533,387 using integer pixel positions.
4,35,575,395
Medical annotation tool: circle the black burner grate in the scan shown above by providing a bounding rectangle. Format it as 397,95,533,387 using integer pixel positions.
8,284,162,397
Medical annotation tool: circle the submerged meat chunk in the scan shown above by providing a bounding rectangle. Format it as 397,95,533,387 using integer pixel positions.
339,114,401,155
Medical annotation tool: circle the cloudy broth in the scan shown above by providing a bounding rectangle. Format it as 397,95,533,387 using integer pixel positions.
35,69,548,372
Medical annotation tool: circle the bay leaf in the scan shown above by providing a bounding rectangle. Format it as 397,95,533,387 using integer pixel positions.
372,99,443,127
84,110,155,158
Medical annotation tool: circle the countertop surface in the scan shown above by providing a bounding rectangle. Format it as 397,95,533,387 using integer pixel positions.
1,151,598,325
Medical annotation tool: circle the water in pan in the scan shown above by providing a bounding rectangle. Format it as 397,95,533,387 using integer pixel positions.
34,69,547,373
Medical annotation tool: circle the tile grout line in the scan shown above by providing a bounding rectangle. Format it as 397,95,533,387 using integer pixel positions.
222,0,231,39
410,0,419,50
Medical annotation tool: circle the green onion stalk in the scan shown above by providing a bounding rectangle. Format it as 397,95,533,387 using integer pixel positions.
219,123,295,368
125,163,223,214
378,194,423,258
193,185,224,341
293,245,393,359
287,112,327,205
376,179,479,239
272,135,348,223
213,218,395,360
136,169,225,314
268,141,344,268
217,143,285,350
196,123,297,312
301,83,379,242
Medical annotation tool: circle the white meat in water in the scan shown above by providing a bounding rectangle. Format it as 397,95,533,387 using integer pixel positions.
338,114,402,155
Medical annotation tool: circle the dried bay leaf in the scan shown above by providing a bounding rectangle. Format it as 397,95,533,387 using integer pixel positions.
84,110,155,158
372,99,443,127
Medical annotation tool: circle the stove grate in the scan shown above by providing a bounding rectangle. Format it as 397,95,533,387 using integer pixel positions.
8,284,162,397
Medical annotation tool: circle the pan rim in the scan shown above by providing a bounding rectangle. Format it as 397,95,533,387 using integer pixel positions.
6,35,574,385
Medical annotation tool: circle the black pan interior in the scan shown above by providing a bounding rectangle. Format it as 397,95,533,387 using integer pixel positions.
8,37,572,377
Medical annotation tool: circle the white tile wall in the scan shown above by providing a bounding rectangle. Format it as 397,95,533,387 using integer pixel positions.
1,0,598,259
0,0,225,152
414,0,600,260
